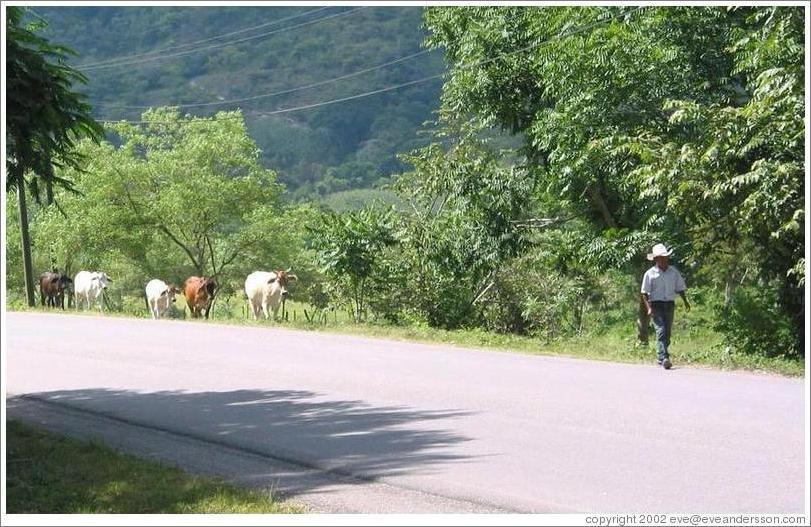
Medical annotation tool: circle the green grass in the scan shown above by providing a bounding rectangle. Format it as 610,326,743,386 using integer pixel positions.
7,294,804,377
5,420,302,514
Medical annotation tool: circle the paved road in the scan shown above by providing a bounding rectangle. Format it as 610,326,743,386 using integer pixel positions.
5,312,806,513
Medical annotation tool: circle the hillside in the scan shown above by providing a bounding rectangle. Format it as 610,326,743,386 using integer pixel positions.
33,6,444,200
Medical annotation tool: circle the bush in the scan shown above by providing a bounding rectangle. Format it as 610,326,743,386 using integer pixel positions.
478,239,634,340
715,284,799,359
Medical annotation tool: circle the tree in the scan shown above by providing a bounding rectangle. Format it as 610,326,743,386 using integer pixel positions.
626,7,805,353
106,108,283,279
6,6,103,305
422,6,805,354
309,206,397,322
393,130,534,328
33,108,285,300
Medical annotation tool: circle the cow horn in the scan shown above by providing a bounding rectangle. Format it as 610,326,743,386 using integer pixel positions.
285,267,292,273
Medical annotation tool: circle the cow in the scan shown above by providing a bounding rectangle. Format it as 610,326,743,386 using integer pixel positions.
145,279,181,319
183,276,218,319
74,271,112,311
245,269,298,321
39,270,73,309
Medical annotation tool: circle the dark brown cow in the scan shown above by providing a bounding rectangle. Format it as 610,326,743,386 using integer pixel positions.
183,276,218,319
39,270,73,309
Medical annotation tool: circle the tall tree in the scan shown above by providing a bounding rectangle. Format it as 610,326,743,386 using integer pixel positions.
34,108,285,289
6,6,103,305
422,6,805,354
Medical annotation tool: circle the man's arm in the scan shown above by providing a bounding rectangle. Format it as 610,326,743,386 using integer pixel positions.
675,268,690,311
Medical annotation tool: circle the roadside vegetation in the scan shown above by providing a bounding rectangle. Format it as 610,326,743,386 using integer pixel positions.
6,6,805,378
5,420,301,513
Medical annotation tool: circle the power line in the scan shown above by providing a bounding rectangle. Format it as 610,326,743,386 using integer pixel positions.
76,7,331,69
81,6,368,71
98,48,435,110
99,6,645,125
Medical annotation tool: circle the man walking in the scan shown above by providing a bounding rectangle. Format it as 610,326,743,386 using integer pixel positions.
641,243,690,369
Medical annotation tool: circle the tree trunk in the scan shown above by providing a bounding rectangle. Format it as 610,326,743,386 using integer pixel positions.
589,184,616,229
16,169,36,307
44,152,54,205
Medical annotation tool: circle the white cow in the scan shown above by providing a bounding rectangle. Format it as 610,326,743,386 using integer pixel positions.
145,279,180,319
245,269,297,320
74,271,112,311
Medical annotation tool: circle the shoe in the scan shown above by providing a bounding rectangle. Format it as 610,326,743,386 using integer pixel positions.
663,358,672,370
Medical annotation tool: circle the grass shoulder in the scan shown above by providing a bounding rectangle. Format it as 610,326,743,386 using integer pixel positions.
5,419,302,514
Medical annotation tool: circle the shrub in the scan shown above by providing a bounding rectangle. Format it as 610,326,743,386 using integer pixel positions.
715,284,799,359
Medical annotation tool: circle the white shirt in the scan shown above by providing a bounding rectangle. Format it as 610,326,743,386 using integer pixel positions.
641,264,686,302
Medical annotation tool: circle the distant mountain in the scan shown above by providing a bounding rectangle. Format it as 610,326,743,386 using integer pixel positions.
33,6,444,199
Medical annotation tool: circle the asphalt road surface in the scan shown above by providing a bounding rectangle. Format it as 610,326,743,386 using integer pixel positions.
5,312,806,513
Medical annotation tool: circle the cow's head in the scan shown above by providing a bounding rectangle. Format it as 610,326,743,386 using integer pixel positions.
164,284,181,303
272,268,298,298
59,275,73,293
46,274,72,293
203,278,218,298
94,272,112,289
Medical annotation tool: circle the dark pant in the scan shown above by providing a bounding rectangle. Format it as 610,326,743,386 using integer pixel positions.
651,301,675,362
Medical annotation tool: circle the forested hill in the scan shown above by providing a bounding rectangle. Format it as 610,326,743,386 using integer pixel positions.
33,6,443,199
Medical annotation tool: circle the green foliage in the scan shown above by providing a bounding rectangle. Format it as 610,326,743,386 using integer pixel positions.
6,6,105,306
479,231,617,339
33,6,443,197
320,188,404,212
309,206,398,322
392,132,533,328
625,7,805,352
6,6,804,370
715,285,798,359
6,6,103,196
422,5,805,355
19,109,314,306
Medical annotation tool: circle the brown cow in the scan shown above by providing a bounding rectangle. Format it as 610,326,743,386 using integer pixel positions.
39,270,73,309
183,276,218,319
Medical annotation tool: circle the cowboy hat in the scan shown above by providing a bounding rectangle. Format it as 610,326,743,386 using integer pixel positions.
647,243,673,261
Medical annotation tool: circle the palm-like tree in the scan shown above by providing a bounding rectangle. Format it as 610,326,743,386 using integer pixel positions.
6,6,103,305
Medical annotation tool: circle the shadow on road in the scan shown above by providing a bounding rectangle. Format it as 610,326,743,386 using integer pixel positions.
11,388,474,498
